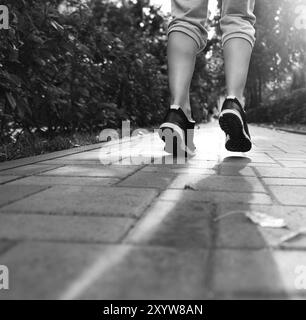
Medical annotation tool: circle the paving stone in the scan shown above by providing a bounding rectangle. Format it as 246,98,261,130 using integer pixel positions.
267,152,306,158
278,161,306,168
126,201,213,248
0,124,305,300
7,176,118,187
254,167,305,178
0,176,19,184
1,186,158,218
160,189,272,205
215,204,306,249
118,172,176,189
219,165,255,176
269,186,306,206
0,243,210,300
0,164,61,176
212,249,289,299
0,214,135,243
168,175,266,193
0,242,111,299
262,178,306,186
141,165,217,175
219,157,279,168
271,156,306,161
242,163,281,168
0,241,16,255
0,185,47,208
82,246,210,300
39,165,140,178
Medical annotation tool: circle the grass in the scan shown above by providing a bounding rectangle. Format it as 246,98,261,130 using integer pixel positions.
0,132,99,163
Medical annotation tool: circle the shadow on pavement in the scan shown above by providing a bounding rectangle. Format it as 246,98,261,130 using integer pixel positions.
70,155,290,299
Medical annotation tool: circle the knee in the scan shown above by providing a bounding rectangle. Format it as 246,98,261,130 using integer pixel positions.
168,0,209,53
168,19,208,53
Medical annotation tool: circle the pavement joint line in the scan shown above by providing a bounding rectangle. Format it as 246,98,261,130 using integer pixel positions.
252,167,283,206
266,153,288,168
0,186,52,210
0,164,65,177
122,190,173,244
272,144,288,154
112,164,148,185
204,203,218,299
0,241,20,257
167,187,268,194
0,177,24,185
37,173,137,179
0,237,131,246
113,184,269,194
0,209,144,219
156,197,274,205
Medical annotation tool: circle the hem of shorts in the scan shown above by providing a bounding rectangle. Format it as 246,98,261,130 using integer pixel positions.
167,27,207,54
222,33,255,48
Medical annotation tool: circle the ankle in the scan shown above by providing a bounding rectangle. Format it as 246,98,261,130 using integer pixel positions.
171,103,193,122
226,95,245,108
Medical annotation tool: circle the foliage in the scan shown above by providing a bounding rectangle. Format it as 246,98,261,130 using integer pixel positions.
247,89,306,124
0,0,170,147
247,0,306,108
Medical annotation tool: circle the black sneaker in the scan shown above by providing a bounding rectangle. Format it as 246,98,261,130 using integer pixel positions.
159,105,196,157
219,97,252,152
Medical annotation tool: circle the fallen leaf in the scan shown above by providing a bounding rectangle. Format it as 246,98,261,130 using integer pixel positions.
214,211,244,222
245,211,287,229
184,184,198,191
214,211,287,229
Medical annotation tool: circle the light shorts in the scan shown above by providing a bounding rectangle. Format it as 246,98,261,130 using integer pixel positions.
168,0,256,53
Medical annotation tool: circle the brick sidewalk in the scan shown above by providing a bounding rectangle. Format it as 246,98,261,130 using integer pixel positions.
1,123,306,299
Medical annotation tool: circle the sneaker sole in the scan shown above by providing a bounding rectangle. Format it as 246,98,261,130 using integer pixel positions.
159,123,195,157
219,110,252,152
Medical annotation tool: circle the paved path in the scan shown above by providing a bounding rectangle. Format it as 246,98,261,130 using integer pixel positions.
1,123,306,299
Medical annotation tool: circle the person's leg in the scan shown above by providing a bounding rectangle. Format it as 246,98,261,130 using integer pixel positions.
223,39,252,106
221,0,256,106
167,31,198,121
167,0,209,120
218,0,256,152
159,0,208,156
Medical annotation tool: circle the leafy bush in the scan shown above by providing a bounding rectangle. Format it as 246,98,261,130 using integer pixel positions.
0,0,170,147
247,89,306,124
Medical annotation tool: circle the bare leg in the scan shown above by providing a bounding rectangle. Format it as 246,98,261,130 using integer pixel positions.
223,38,253,106
167,31,198,120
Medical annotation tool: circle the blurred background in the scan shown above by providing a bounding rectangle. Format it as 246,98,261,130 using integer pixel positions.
0,0,305,160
